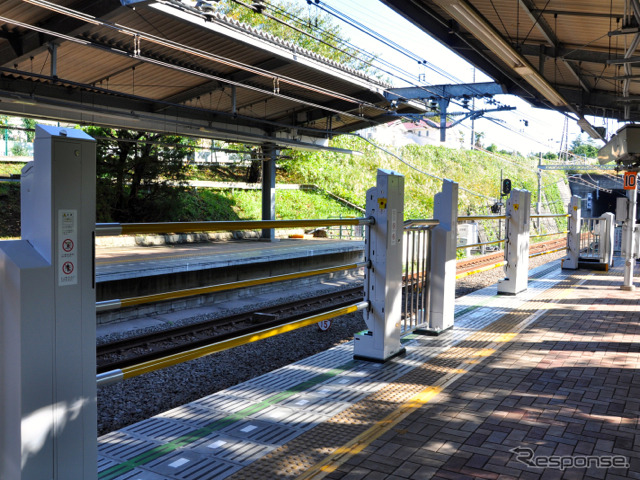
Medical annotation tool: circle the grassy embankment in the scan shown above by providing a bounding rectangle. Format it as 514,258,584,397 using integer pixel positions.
0,136,567,239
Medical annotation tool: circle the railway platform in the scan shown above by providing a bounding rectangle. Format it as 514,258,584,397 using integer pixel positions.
95,238,365,324
97,259,640,480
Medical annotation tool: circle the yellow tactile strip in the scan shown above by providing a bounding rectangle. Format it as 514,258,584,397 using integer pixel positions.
227,275,581,480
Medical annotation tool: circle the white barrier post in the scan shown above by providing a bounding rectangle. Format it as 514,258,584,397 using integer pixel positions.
562,196,581,270
428,179,458,333
0,126,96,480
600,212,615,268
622,184,637,290
498,189,531,295
354,169,405,362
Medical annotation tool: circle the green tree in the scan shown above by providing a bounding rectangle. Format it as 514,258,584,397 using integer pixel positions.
21,117,36,142
83,127,194,222
212,0,375,74
570,135,598,159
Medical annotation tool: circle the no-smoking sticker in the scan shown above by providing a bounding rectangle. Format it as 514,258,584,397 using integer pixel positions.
62,238,74,252
58,210,78,286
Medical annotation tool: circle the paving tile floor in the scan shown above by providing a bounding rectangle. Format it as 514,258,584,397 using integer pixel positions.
323,268,640,480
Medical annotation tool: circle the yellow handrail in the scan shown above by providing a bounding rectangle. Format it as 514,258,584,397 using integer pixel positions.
96,218,374,236
97,262,368,312
97,301,369,386
458,215,508,221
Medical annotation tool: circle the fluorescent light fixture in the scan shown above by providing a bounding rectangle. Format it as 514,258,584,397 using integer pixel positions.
437,0,569,108
446,1,524,69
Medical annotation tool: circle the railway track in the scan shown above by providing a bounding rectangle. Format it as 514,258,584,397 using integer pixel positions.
97,286,364,373
456,237,566,274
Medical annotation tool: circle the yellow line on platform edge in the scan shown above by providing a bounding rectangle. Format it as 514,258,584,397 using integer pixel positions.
296,276,588,480
299,386,443,479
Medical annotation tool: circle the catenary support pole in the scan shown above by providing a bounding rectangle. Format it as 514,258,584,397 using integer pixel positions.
261,143,277,241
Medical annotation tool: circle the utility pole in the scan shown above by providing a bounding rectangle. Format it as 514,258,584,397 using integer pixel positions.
537,154,542,234
470,67,476,149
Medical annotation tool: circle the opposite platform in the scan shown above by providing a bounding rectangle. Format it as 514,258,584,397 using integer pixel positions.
97,260,640,480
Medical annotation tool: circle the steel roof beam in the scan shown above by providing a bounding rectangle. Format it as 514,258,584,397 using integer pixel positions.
0,0,123,67
154,57,291,112
518,0,591,92
517,43,623,64
385,82,506,102
530,9,623,19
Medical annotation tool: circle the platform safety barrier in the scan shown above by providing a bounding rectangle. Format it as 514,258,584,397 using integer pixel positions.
401,220,438,333
578,213,615,269
97,301,369,387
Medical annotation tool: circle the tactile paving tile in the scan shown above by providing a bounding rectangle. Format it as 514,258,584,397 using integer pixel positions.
249,404,330,430
188,434,275,464
99,431,164,462
221,419,299,446
146,450,241,480
109,470,172,480
122,418,194,443
157,404,226,427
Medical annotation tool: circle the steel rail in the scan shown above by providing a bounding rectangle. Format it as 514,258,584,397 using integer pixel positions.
458,215,508,221
530,231,568,239
455,261,506,279
530,214,571,218
529,246,567,258
97,301,369,387
95,217,373,236
456,238,505,250
97,261,368,312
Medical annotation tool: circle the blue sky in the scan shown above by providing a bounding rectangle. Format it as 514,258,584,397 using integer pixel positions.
291,0,616,155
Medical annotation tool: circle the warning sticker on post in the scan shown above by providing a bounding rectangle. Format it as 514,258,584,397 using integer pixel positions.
58,209,78,286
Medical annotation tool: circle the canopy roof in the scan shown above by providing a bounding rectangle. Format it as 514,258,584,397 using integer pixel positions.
382,0,639,140
0,0,417,150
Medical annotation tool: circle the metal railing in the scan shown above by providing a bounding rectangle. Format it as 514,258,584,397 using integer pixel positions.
402,219,438,334
97,262,368,312
96,218,374,236
97,301,369,387
457,215,507,255
580,217,604,260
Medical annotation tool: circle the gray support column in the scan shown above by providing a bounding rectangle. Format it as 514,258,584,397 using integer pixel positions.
439,99,449,143
0,125,96,479
261,144,277,241
498,189,531,295
563,196,581,270
622,186,637,290
354,169,405,362
428,179,458,333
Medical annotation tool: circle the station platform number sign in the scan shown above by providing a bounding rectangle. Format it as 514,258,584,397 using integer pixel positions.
624,171,637,190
